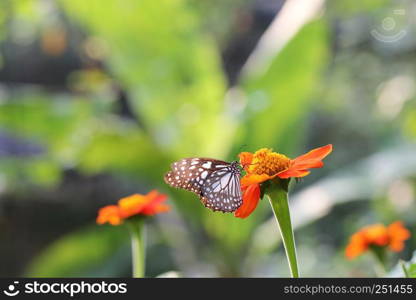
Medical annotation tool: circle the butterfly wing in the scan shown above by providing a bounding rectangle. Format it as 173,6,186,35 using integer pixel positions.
164,158,242,213
164,158,212,195
200,163,242,212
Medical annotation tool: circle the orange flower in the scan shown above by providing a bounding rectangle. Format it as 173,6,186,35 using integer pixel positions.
345,221,411,259
235,144,332,218
234,184,261,218
96,205,122,226
96,190,170,226
388,221,412,251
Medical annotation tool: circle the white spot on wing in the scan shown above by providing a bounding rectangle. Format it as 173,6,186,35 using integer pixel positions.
201,171,208,179
202,162,212,168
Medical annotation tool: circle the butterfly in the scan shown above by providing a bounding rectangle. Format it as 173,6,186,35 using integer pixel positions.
164,158,242,213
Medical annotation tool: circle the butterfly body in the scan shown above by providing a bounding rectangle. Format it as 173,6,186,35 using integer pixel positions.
164,158,242,213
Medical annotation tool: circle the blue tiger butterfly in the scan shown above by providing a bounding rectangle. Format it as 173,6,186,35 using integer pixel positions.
164,158,242,213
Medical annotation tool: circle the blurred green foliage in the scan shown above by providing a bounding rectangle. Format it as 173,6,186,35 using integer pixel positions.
26,226,127,277
240,20,328,153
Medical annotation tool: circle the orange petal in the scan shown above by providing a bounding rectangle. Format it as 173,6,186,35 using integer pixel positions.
292,144,333,163
118,194,148,218
141,191,170,215
145,190,167,205
145,189,163,201
96,205,122,226
234,184,261,218
289,160,324,169
142,204,170,215
277,169,310,179
240,173,272,186
387,221,411,252
239,152,253,170
276,144,332,179
389,240,405,252
388,221,411,240
364,224,389,246
345,232,368,259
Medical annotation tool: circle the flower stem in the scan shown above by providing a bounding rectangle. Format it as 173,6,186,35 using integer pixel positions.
370,246,387,277
265,179,299,278
400,260,410,278
127,218,146,278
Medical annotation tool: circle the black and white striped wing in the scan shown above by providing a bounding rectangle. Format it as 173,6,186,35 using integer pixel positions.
200,164,242,212
164,158,242,213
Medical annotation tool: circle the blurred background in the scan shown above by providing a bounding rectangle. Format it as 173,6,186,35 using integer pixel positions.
1,0,416,277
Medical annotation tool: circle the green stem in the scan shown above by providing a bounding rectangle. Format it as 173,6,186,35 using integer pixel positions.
400,260,410,278
265,179,299,278
127,218,146,278
370,246,387,277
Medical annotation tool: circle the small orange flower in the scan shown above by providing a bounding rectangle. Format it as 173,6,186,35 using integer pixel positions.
388,221,412,251
235,144,332,218
96,190,170,226
96,205,122,226
345,221,411,259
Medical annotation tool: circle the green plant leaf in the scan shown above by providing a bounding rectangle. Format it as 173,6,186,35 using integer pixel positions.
389,251,416,278
60,0,230,158
25,225,128,277
238,20,329,154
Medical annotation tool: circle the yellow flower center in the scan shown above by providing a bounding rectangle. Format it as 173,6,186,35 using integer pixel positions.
248,148,291,176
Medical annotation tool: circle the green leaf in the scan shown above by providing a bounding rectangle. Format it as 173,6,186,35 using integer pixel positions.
77,118,168,182
26,225,127,277
406,263,416,278
389,251,416,278
327,0,391,16
239,20,329,154
60,0,229,158
0,95,93,153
